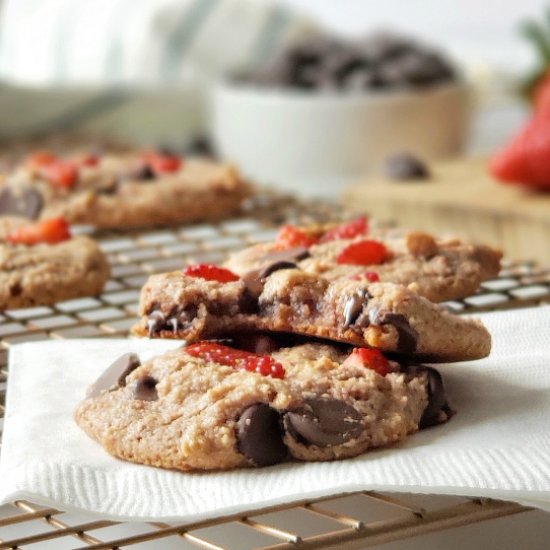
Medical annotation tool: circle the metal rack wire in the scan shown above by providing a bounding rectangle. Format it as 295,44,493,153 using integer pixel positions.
0,192,547,549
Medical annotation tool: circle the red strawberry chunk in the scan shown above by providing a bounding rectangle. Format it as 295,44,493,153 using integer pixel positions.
6,217,71,246
337,239,387,265
185,342,285,378
183,264,239,283
142,151,182,173
80,154,100,167
39,161,78,189
320,216,369,243
490,112,550,188
342,348,393,376
350,271,380,282
27,151,57,167
276,225,319,249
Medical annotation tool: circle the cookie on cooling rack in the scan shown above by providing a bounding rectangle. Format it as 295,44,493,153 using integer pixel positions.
134,257,491,362
75,340,452,471
0,150,251,228
0,216,109,309
223,218,502,303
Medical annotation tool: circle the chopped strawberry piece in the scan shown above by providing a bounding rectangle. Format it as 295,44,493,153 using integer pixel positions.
337,240,387,265
80,154,99,167
276,225,318,249
27,151,57,167
6,217,71,246
39,161,78,189
185,342,285,378
320,216,369,243
183,264,239,283
350,271,380,282
342,347,393,376
142,151,182,173
490,112,550,188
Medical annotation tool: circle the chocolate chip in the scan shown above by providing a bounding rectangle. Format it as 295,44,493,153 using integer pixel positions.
87,353,141,398
343,289,367,328
236,33,455,91
0,187,43,219
285,398,363,447
412,366,452,428
133,375,158,401
184,136,215,158
95,183,119,196
384,153,430,181
241,270,265,300
240,245,307,298
382,313,418,353
369,310,418,354
121,164,156,183
263,246,310,263
237,403,287,467
147,310,166,337
242,261,299,301
259,260,297,279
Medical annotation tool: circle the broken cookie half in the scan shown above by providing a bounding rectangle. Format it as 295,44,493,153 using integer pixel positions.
134,263,491,362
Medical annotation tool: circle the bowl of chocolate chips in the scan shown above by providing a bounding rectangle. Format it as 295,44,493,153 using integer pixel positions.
211,32,470,195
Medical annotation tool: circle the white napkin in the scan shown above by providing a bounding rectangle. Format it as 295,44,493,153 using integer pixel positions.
1,306,550,521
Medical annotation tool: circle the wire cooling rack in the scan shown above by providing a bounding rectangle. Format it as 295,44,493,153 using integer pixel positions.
0,191,548,549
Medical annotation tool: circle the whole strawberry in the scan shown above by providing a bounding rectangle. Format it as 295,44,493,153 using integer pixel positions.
534,69,550,113
490,111,550,188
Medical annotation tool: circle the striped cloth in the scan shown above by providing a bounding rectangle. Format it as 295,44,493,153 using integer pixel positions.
0,0,318,140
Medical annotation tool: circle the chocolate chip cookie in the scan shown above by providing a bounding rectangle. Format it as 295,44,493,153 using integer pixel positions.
75,341,452,471
224,218,501,302
0,150,251,228
134,261,491,361
0,216,110,309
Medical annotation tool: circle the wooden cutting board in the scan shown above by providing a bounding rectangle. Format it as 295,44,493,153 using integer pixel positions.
343,157,550,262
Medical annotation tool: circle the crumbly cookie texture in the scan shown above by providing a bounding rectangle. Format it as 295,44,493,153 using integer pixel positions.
134,267,491,362
75,342,450,471
0,154,251,228
224,224,502,303
0,217,109,309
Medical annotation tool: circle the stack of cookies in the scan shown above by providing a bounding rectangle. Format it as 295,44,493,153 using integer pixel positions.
76,216,501,471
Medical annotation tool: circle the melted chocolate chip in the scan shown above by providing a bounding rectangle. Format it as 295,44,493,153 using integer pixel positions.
147,310,166,337
0,187,43,219
87,353,141,398
384,152,430,181
343,289,367,328
241,270,265,300
133,375,159,401
415,366,452,428
285,398,363,447
263,246,310,263
95,183,119,196
242,261,298,301
237,403,287,466
259,260,297,279
122,164,156,182
369,309,418,354
168,317,179,333
184,136,215,158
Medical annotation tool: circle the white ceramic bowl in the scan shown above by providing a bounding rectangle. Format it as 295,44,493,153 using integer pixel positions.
210,81,471,196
